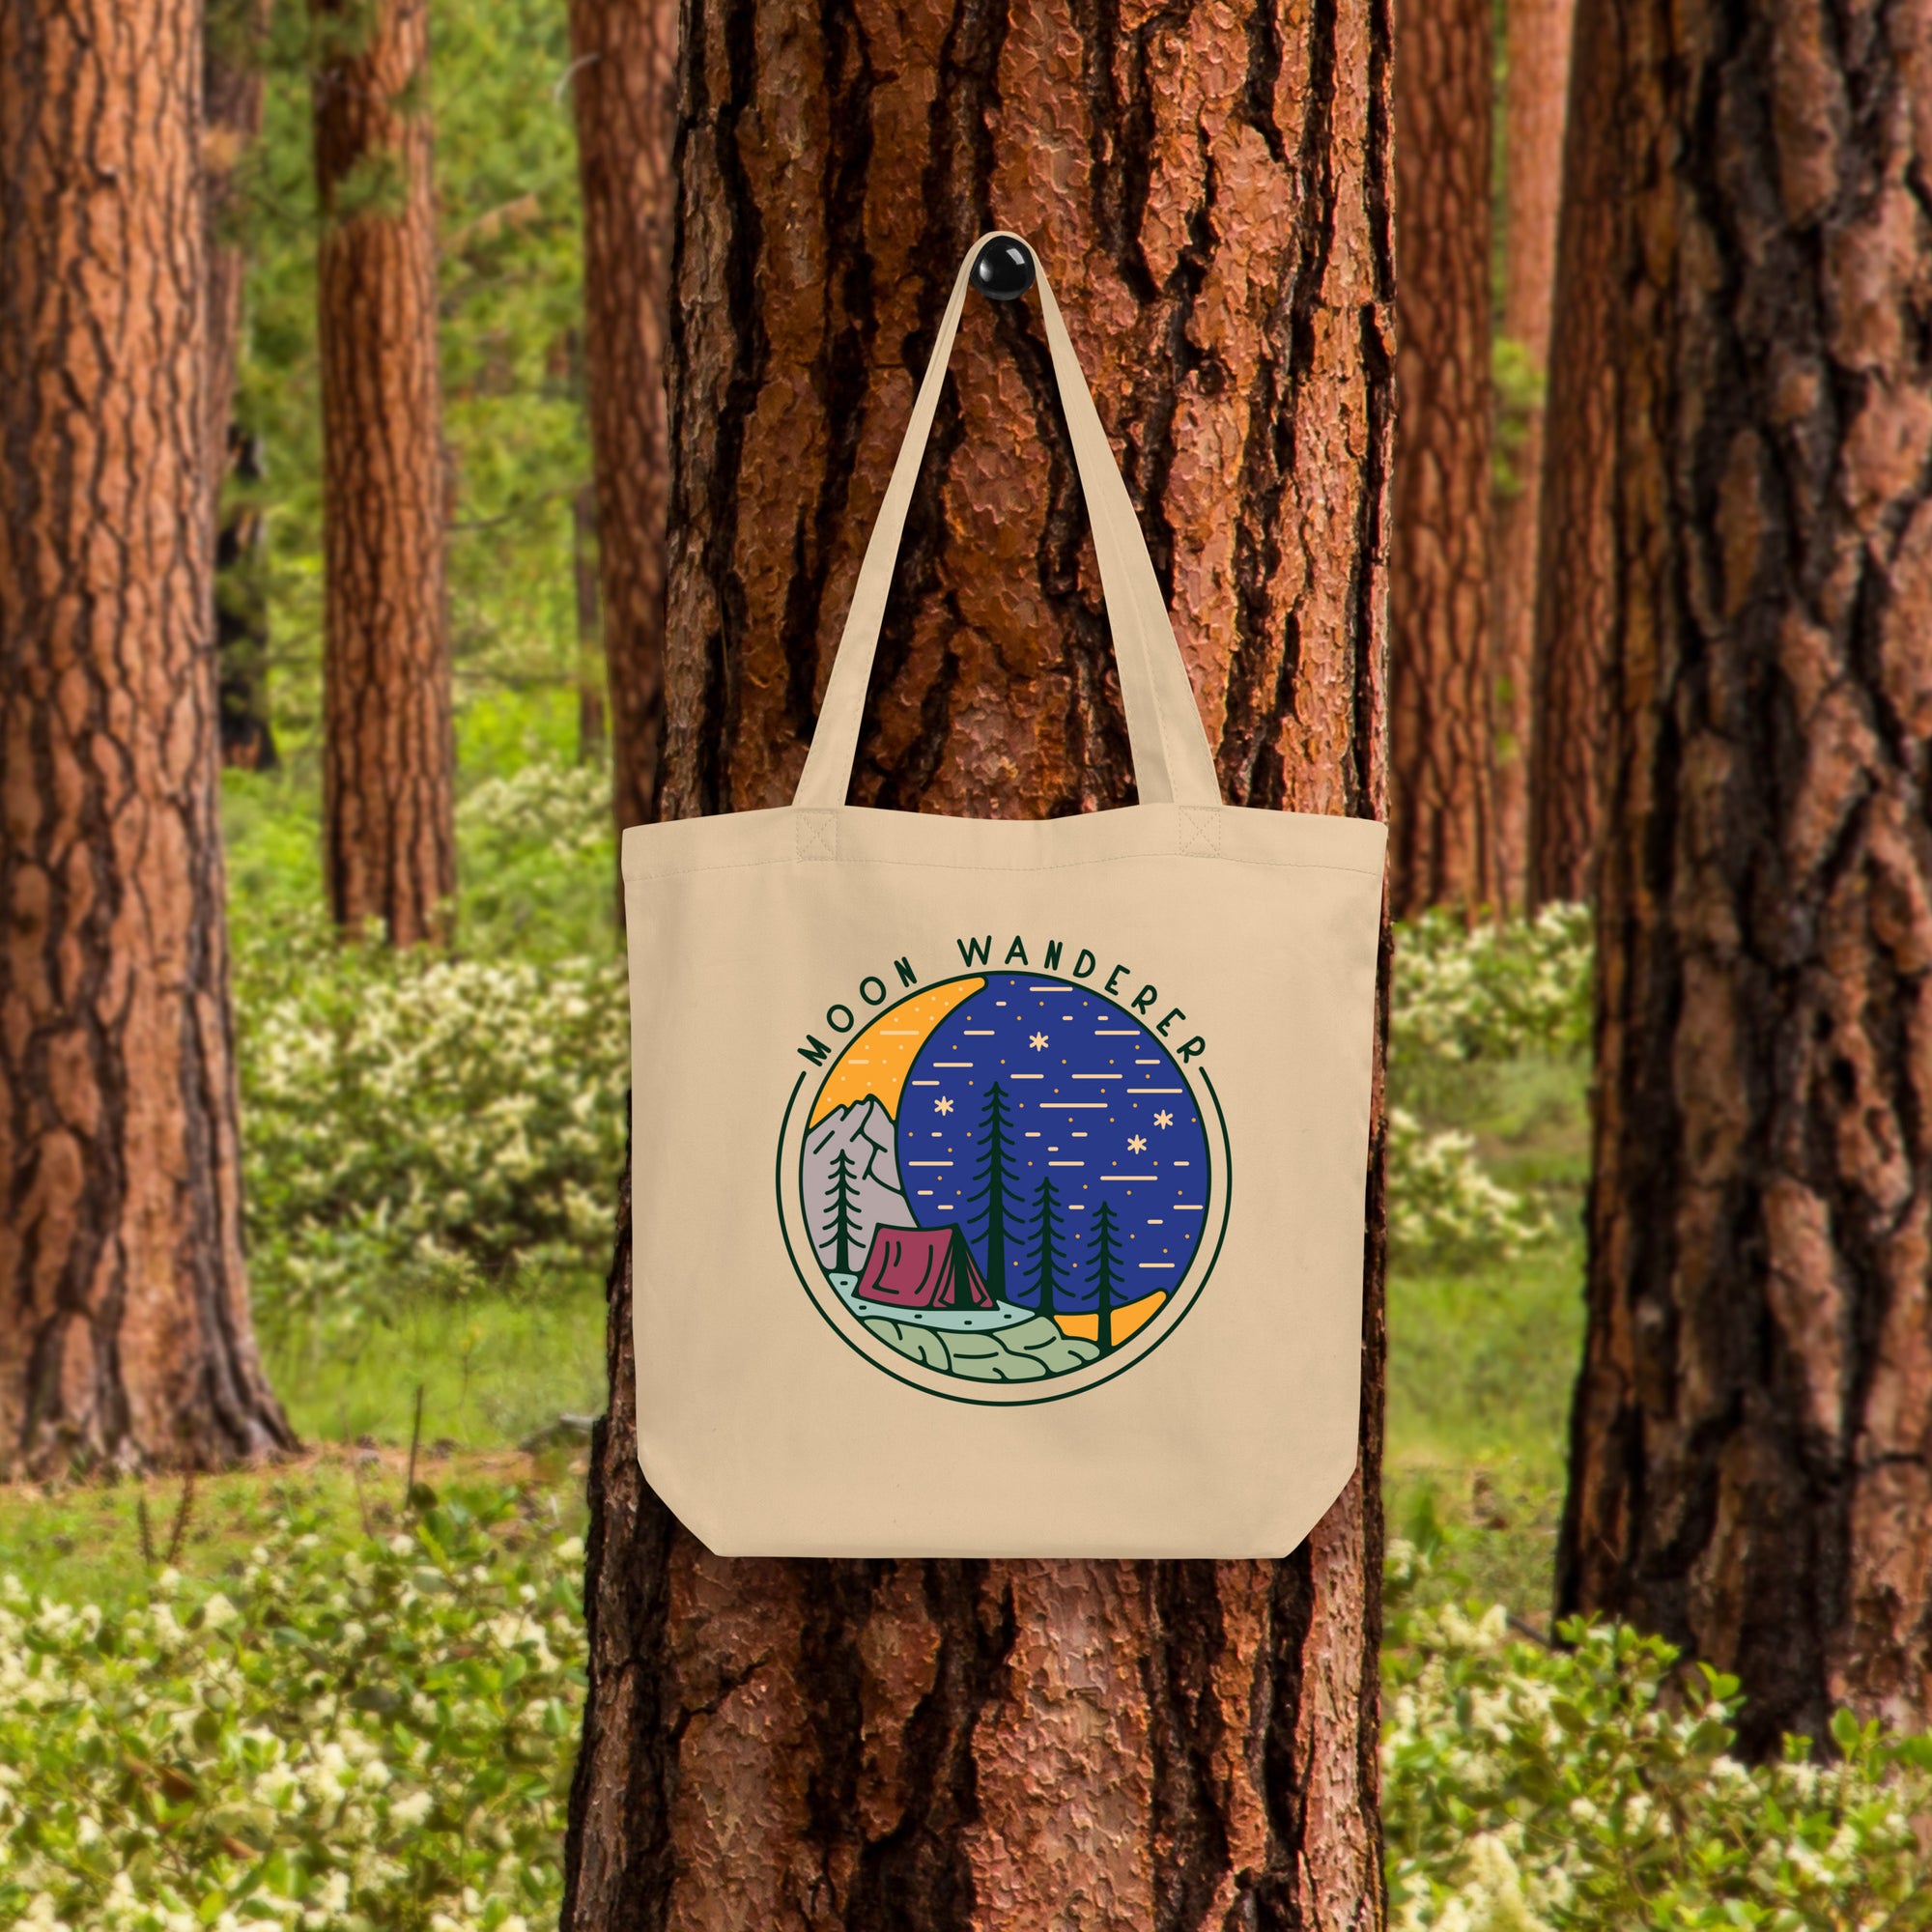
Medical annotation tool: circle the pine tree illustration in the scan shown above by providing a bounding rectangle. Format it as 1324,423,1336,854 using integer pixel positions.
965,1079,1022,1301
823,1146,863,1274
1090,1198,1122,1353
1027,1171,1065,1318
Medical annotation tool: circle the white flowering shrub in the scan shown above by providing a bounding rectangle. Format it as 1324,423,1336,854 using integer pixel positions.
1383,1557,1932,1931
457,761,611,863
1383,905,1593,1266
234,912,627,1331
0,1482,584,1932
1386,1109,1549,1263
1392,903,1594,1074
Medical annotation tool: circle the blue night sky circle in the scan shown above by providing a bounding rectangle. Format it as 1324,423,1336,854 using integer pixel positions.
899,972,1211,1311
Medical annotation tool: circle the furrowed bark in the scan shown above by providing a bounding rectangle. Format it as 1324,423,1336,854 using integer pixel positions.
0,0,294,1475
312,0,456,947
563,1,1394,1923
1492,0,1575,908
567,0,673,836
204,0,267,517
1524,0,1616,905
1559,0,1932,1749
1388,0,1496,917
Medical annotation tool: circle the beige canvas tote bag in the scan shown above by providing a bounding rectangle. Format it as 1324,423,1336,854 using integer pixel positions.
623,232,1385,1558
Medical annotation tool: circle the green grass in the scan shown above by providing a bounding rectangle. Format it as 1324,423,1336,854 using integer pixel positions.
264,1281,609,1451
0,1274,607,1614
0,1445,586,1613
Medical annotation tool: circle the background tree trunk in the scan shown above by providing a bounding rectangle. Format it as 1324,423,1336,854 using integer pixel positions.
1558,0,1932,1751
566,0,672,836
572,480,607,764
204,0,266,515
312,0,455,947
215,427,279,771
1524,0,1616,906
0,0,293,1475
1388,0,1495,917
206,0,278,772
560,4,1395,1924
1490,0,1575,907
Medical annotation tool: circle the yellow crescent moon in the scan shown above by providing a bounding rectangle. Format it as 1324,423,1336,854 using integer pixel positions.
807,977,985,1126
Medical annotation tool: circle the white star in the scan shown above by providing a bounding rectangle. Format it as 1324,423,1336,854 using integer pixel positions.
1127,1134,1147,1153
1029,1032,1048,1050
1153,1110,1174,1128
934,1095,953,1115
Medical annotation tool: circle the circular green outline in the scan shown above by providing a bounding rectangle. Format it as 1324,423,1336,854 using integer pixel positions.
773,969,1231,1406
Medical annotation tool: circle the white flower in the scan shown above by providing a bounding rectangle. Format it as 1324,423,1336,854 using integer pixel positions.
389,1789,434,1829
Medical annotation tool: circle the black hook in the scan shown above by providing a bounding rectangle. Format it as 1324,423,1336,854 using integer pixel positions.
972,236,1036,301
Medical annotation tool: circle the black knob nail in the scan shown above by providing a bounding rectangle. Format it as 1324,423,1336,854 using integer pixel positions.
972,236,1036,301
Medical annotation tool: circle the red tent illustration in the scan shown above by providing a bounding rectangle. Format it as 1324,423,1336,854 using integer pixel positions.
853,1224,994,1311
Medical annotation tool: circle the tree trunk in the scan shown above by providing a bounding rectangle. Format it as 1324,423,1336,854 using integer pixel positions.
1490,0,1575,908
204,0,265,516
1523,0,1615,906
1388,0,1495,918
312,0,455,947
0,0,294,1475
566,0,671,835
215,428,279,771
573,480,607,764
206,0,278,773
1558,0,1932,1751
561,4,1395,1924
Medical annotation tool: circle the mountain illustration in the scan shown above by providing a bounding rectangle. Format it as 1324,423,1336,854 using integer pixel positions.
802,1097,907,1274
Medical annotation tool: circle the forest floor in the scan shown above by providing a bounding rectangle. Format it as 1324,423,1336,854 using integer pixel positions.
0,1058,1588,1619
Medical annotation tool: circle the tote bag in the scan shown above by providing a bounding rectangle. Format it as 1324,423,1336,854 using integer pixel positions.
623,233,1385,1559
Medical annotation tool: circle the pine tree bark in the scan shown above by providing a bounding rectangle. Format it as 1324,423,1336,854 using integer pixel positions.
573,480,607,763
312,0,455,947
1524,0,1616,905
1558,0,1932,1749
566,0,672,835
0,0,294,1474
206,0,278,772
204,0,266,518
1388,0,1495,917
1491,0,1575,907
561,3,1395,1924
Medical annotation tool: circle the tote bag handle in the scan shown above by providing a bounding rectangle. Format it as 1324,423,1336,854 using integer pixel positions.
792,233,1224,811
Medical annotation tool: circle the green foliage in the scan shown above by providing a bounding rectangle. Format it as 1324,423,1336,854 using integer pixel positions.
1384,1566,1932,1931
0,1481,584,1932
455,757,615,960
234,906,626,1340
1492,334,1548,500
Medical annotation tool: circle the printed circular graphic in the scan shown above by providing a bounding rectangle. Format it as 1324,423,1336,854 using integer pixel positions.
784,970,1223,1401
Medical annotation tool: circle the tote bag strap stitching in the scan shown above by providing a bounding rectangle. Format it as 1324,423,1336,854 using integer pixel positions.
1179,806,1221,858
792,232,1222,813
628,845,1385,885
793,811,838,861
